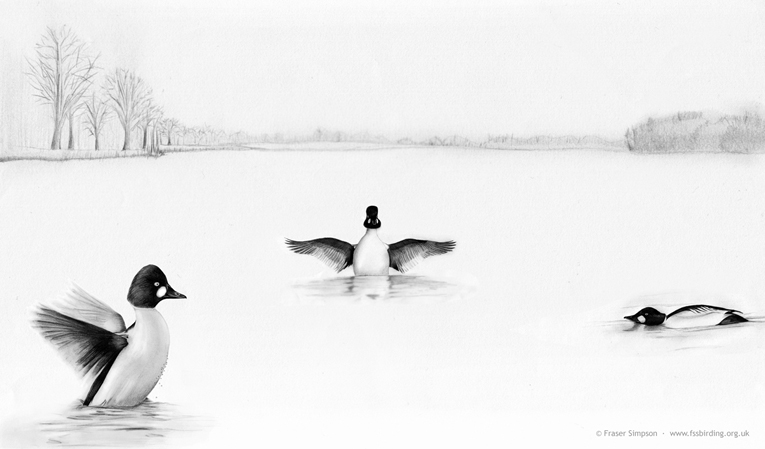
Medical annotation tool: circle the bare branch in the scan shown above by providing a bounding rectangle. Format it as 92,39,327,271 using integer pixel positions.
26,25,99,149
105,68,153,150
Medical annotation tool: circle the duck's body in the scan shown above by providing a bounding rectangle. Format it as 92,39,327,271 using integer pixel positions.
286,206,456,276
352,229,390,276
624,305,748,328
89,308,170,407
32,265,185,408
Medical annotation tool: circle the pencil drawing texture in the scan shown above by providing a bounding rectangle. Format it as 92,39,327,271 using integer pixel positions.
626,111,765,153
290,275,472,303
31,265,185,407
2,1,765,447
26,26,97,151
30,401,211,447
286,206,456,275
82,92,112,151
624,304,748,328
105,68,152,152
0,26,243,161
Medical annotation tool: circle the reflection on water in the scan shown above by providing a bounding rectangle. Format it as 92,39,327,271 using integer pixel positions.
290,275,475,304
19,400,212,447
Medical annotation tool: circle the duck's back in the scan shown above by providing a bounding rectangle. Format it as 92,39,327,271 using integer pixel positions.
89,308,170,407
665,305,742,329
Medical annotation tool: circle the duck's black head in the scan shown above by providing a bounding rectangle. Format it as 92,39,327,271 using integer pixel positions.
364,205,381,229
624,307,666,326
128,264,186,308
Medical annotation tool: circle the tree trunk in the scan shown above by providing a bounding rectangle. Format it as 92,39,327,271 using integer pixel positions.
50,121,62,150
167,131,172,146
94,133,100,151
67,112,75,150
142,126,148,150
122,127,131,151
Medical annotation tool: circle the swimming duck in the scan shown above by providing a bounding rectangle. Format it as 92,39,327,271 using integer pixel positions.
624,305,748,328
31,265,186,407
286,205,456,275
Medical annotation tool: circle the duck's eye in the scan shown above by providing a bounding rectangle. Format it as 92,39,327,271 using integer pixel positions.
154,282,160,287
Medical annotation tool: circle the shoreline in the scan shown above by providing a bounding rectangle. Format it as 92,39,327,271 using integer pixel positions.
0,142,631,163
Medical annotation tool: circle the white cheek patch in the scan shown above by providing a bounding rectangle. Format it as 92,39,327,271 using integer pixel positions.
156,286,167,298
638,316,646,324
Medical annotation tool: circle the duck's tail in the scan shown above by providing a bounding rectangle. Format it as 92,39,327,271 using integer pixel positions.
718,313,748,325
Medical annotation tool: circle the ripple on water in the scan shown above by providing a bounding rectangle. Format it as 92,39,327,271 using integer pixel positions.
8,400,212,447
289,275,476,304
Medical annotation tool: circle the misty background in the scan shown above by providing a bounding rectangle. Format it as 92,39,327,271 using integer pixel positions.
2,0,764,151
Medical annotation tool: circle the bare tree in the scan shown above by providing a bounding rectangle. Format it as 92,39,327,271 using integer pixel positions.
170,123,184,146
105,68,151,151
82,92,111,150
136,99,160,151
27,26,98,150
151,122,162,154
215,129,227,145
161,118,179,145
178,125,191,145
201,124,213,145
147,109,164,155
66,107,81,150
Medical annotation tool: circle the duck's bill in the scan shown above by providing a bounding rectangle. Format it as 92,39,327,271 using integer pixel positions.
624,315,638,323
165,286,187,299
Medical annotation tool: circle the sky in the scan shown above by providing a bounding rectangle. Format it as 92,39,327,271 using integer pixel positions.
1,0,764,140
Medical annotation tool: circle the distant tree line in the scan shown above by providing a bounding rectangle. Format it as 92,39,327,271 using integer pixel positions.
246,127,623,150
26,26,252,153
625,111,765,153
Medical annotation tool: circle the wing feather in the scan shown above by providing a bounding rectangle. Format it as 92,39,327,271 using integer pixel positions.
52,283,127,334
388,239,456,273
667,304,742,318
285,238,355,272
31,305,128,378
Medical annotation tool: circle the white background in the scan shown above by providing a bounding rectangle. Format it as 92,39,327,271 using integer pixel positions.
2,1,765,448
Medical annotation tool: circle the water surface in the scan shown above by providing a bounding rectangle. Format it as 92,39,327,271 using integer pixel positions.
6,401,212,447
289,275,476,304
594,304,765,354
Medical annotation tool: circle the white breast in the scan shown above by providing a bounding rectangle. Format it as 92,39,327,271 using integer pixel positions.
353,230,390,276
89,308,170,407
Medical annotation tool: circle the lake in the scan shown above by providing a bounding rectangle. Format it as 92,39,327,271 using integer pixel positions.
1,146,764,446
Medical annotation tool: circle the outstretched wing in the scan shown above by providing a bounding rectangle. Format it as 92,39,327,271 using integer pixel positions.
52,283,127,334
285,238,355,272
388,239,456,273
667,304,742,318
31,305,128,378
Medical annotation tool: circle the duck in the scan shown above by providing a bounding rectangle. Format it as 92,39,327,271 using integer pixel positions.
286,205,456,276
31,264,186,407
624,305,748,328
